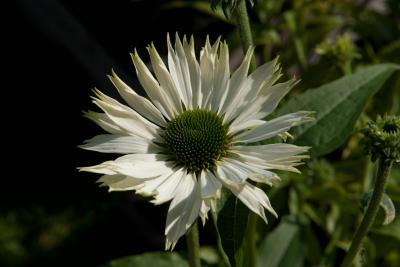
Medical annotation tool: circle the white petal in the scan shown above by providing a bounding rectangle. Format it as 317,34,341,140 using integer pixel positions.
199,198,217,225
167,34,192,109
165,173,201,250
199,37,218,110
233,143,310,161
151,168,186,205
108,154,173,179
220,47,254,122
229,119,266,135
146,44,183,114
235,152,304,173
79,163,118,175
216,160,248,187
183,36,202,109
131,50,177,120
222,157,280,185
231,79,296,129
223,181,277,223
97,174,143,192
84,111,126,135
200,171,222,198
235,111,314,143
92,90,160,140
80,134,159,154
108,71,166,127
210,42,230,112
81,154,173,179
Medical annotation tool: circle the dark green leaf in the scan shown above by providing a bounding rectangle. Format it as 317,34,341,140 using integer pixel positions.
278,64,400,156
100,252,188,267
257,215,308,267
216,190,249,267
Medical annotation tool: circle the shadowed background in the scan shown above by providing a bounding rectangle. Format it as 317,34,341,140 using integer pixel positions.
8,1,231,266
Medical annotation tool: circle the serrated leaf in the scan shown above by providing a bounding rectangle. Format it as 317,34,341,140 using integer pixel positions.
99,252,188,267
216,190,249,267
277,64,400,157
257,215,308,267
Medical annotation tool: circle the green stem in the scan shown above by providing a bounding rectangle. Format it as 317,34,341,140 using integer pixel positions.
234,0,256,71
246,213,258,267
186,222,201,267
340,158,393,267
234,3,257,267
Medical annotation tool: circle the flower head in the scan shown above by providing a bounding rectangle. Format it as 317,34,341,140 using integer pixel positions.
361,115,400,162
79,34,313,250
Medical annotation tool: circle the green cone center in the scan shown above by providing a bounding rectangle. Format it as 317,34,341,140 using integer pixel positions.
161,109,230,173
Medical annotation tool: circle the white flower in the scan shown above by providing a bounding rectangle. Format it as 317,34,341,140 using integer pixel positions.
79,34,313,250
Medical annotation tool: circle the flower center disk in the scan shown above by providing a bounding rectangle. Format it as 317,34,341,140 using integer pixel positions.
161,109,230,173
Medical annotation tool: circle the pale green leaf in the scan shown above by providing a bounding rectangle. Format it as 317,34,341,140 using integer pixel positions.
278,64,400,157
257,215,308,267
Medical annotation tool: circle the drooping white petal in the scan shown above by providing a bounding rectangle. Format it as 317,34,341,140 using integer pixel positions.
151,168,187,205
223,181,278,223
79,163,118,175
200,171,222,199
107,154,173,179
165,173,201,250
235,111,315,143
80,134,160,154
96,174,143,192
83,111,126,135
108,70,166,127
199,198,217,225
81,154,173,179
222,157,281,185
216,160,249,187
229,119,266,135
131,50,177,120
236,152,306,173
233,143,310,161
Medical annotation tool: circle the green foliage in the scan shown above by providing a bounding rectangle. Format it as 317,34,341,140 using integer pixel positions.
257,215,309,267
216,190,249,267
100,252,188,267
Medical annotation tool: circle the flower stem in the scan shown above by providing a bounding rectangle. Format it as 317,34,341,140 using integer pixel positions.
234,0,256,71
340,158,393,267
234,3,258,267
186,221,201,267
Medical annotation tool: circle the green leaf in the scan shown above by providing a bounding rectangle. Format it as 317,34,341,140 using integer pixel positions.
100,252,188,267
380,193,396,225
278,63,400,157
257,215,308,267
360,191,396,225
216,190,249,267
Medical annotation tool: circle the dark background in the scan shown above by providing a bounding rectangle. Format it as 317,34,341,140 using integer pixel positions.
7,1,232,266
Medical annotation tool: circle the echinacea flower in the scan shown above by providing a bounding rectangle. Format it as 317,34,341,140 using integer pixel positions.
79,34,313,250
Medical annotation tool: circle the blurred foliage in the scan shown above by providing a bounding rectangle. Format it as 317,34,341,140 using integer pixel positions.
9,0,400,266
166,0,400,266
